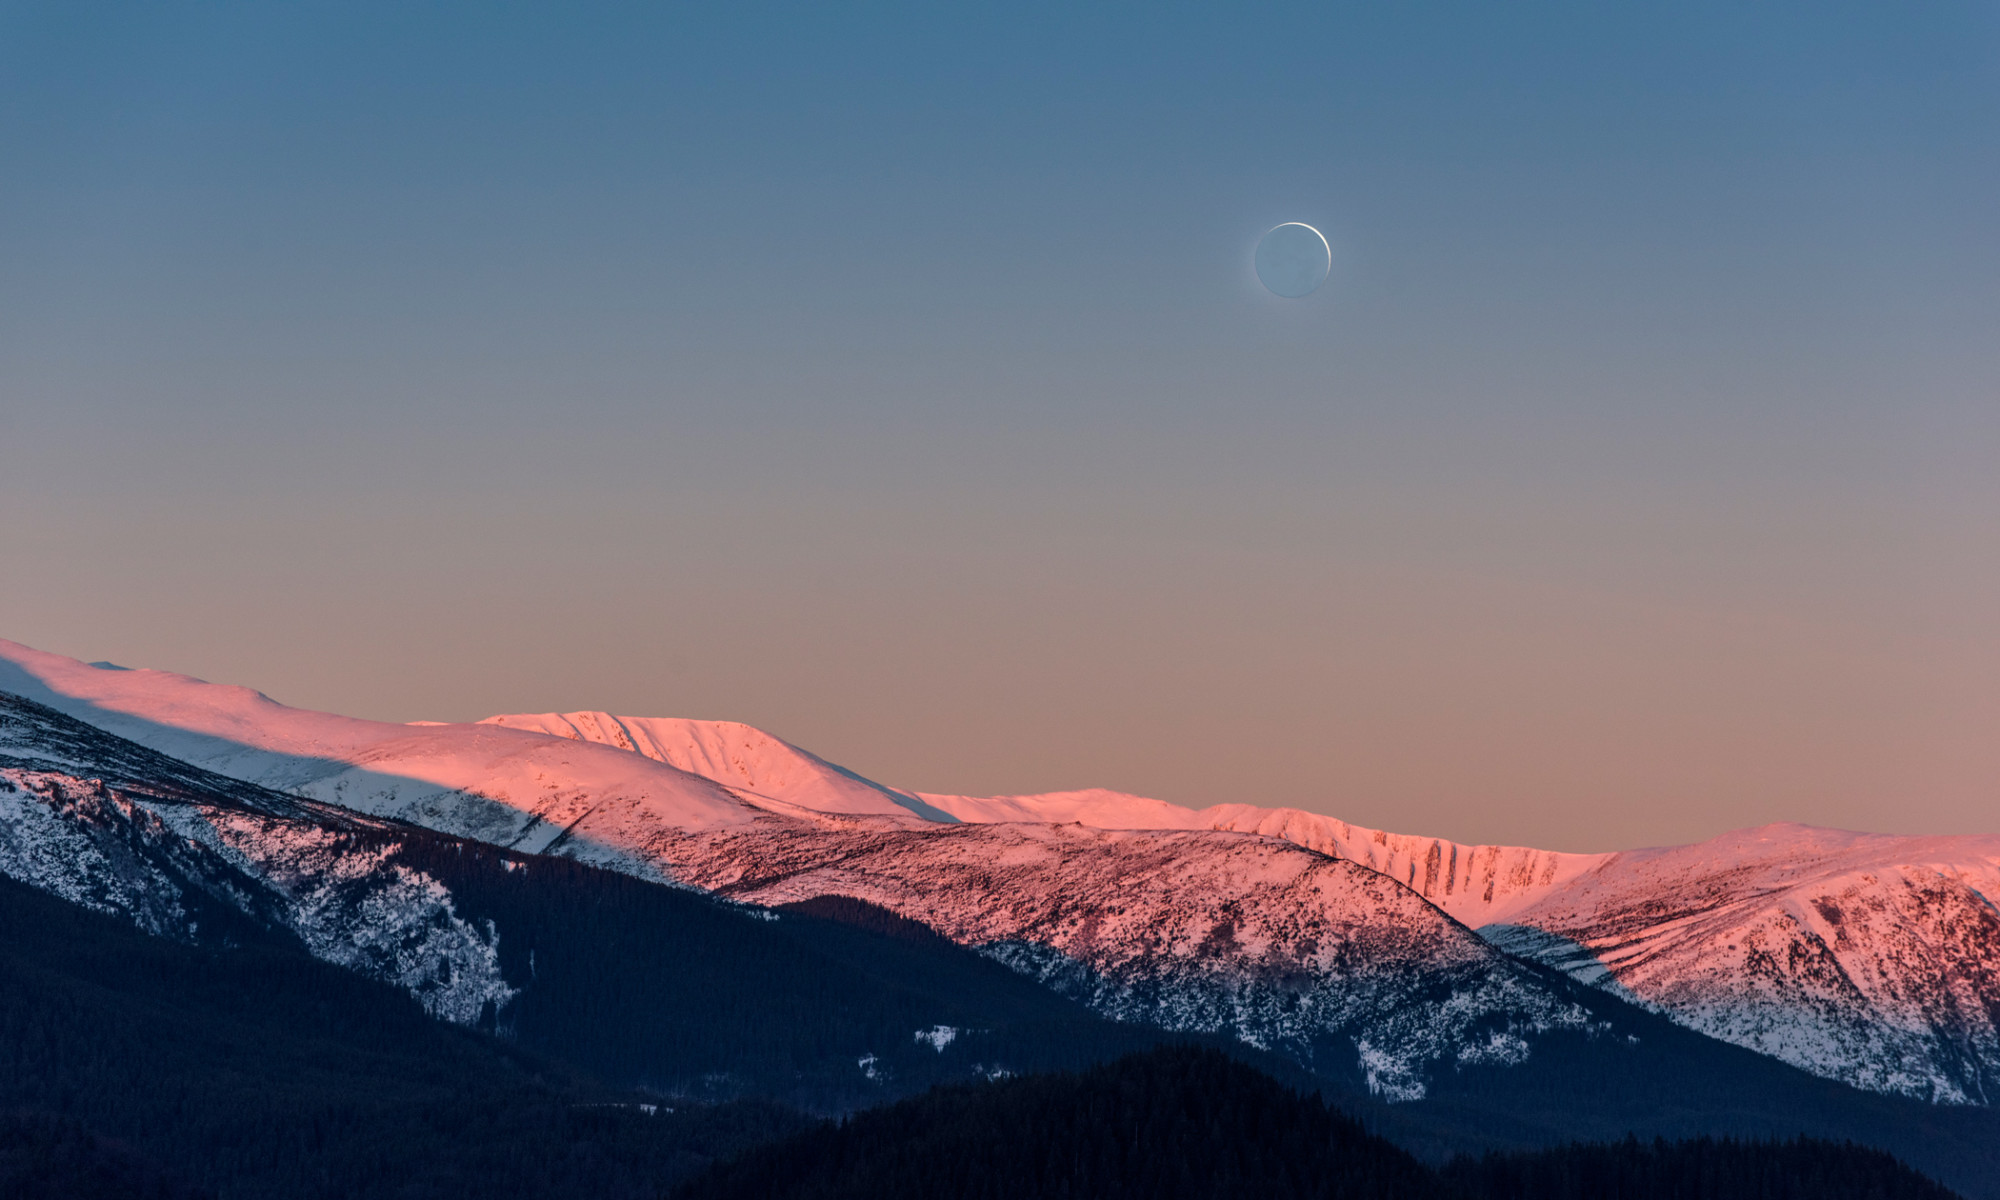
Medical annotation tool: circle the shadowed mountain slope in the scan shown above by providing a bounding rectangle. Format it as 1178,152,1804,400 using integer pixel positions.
0,868,812,1200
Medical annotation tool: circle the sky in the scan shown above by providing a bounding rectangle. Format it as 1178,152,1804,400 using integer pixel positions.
2,2,1997,851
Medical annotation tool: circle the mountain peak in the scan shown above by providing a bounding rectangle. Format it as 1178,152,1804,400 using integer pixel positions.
478,710,959,823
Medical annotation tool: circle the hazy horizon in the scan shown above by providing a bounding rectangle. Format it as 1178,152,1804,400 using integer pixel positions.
4,3,1997,852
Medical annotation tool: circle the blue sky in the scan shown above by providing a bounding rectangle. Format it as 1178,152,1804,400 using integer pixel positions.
3,2,1997,848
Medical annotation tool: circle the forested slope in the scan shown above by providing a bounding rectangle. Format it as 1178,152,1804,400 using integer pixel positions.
677,1047,1965,1200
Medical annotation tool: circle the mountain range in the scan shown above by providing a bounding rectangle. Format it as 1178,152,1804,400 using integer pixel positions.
0,635,1996,1194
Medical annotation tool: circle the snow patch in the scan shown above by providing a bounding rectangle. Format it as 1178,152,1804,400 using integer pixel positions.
914,1025,959,1052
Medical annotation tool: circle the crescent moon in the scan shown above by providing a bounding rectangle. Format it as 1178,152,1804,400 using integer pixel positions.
1255,223,1331,298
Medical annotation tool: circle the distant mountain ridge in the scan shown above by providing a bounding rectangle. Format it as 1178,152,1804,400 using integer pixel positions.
10,684,2000,1197
1,638,1995,1107
477,703,2000,1104
470,709,1620,929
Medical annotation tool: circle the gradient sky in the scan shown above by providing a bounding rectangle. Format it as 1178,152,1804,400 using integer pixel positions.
3,2,1997,851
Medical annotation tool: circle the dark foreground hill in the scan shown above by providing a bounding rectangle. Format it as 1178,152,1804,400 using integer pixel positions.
0,866,1972,1200
1446,1134,1964,1200
677,1046,1447,1200
676,1046,1964,1200
0,1109,212,1200
0,870,809,1200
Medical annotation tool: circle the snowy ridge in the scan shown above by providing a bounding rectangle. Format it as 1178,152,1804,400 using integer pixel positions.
922,787,1211,830
478,711,954,822
0,639,772,882
919,789,1614,928
1194,805,1615,928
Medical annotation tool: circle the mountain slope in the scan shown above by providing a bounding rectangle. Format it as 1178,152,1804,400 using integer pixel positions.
0,1110,214,1200
0,645,1627,1102
469,699,2000,1106
0,640,773,881
0,866,809,1200
0,693,516,1021
1440,1135,1963,1200
479,710,954,821
942,793,2000,1105
677,1046,1450,1200
1195,804,1614,928
7,672,2000,1195
0,690,1249,1105
657,817,1608,1100
675,1045,1967,1200
9,639,1997,1108
1483,824,2000,1104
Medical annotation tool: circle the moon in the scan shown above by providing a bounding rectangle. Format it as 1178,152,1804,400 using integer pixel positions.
1254,222,1331,298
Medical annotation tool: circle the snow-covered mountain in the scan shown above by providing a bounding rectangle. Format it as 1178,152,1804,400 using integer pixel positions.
0,646,1612,1100
0,640,815,882
461,704,2000,1103
0,689,1234,1106
1482,825,2000,1104
0,679,1610,1102
3,637,1995,1105
459,711,1611,925
922,790,2000,1105
478,710,956,822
